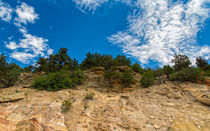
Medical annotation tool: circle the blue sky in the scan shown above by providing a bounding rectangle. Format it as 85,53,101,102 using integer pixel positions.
0,0,209,67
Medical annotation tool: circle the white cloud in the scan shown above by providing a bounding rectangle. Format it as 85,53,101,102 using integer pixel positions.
14,2,39,26
1,2,53,64
8,29,52,63
10,52,34,63
0,0,13,22
5,41,19,50
47,49,54,55
72,0,108,12
72,0,134,12
108,0,210,66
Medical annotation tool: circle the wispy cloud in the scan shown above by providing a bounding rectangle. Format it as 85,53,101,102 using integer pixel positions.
10,33,50,63
14,2,39,26
72,0,108,12
0,0,13,22
6,28,51,63
1,1,53,64
5,41,19,50
108,0,210,66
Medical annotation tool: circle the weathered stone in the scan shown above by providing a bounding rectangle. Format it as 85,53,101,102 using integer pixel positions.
90,67,105,72
171,121,201,131
153,124,160,129
0,92,25,103
196,94,210,106
15,118,43,131
23,84,31,88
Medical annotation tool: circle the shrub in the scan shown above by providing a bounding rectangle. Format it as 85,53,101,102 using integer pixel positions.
32,70,84,91
111,71,123,80
154,68,164,77
70,69,85,84
85,92,95,100
32,70,73,90
122,69,134,87
140,71,154,88
170,67,200,83
131,63,144,74
61,100,71,113
163,65,173,78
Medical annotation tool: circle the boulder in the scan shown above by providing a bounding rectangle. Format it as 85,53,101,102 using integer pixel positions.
0,92,25,103
90,67,105,75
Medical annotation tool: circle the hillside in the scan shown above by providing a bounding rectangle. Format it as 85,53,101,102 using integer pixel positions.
0,68,209,131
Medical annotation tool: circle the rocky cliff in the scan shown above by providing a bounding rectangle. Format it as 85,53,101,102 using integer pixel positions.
0,69,209,131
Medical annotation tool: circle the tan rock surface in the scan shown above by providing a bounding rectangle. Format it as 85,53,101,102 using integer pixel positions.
0,72,209,131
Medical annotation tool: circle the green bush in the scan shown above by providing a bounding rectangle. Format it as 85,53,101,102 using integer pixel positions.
154,68,164,77
131,63,144,74
170,67,200,83
122,69,134,87
111,71,123,80
70,69,85,84
163,65,173,78
32,70,84,91
61,100,71,113
140,71,154,88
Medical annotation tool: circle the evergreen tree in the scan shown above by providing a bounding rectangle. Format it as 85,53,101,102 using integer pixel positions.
196,56,208,70
72,58,79,69
0,55,21,87
172,54,191,71
103,55,115,88
81,52,95,69
114,55,131,66
35,48,77,72
131,62,144,74
163,65,173,78
122,69,134,87
23,65,34,73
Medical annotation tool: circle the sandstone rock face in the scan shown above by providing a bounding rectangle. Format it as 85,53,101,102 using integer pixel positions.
90,67,105,75
0,72,209,131
15,118,43,131
204,77,210,87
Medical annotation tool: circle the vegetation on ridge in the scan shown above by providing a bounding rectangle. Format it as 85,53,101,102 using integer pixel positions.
0,48,209,90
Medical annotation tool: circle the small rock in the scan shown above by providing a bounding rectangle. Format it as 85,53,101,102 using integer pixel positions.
153,124,160,129
162,103,176,107
150,116,155,119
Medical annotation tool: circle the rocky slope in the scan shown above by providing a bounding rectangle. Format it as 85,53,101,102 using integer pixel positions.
0,69,209,131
